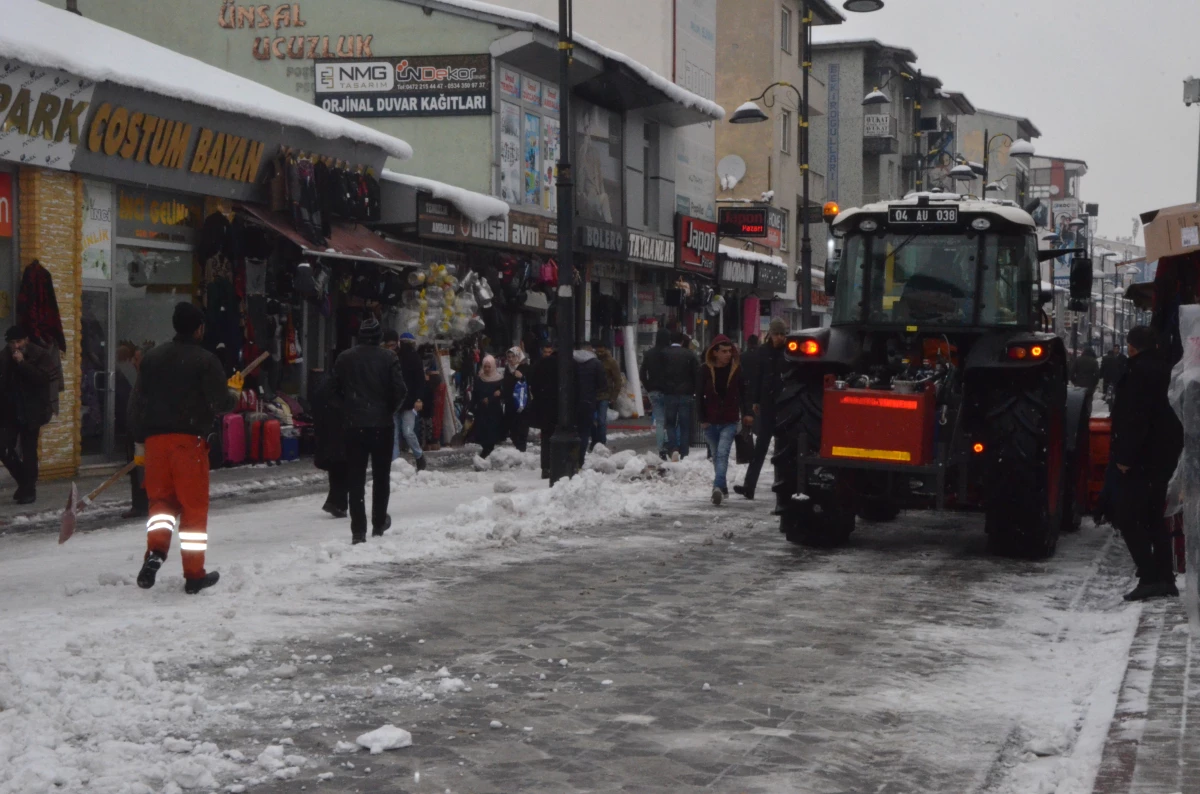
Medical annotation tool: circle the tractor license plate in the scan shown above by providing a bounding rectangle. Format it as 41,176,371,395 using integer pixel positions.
888,206,958,225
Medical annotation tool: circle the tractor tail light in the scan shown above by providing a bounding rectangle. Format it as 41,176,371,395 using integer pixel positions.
800,339,821,356
1030,345,1045,358
1007,344,1047,361
1007,346,1028,360
972,442,985,454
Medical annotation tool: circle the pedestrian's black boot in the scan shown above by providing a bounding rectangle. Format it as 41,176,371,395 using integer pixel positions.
184,571,220,594
322,502,347,519
372,515,392,537
711,488,723,506
416,455,427,473
13,486,35,505
1163,578,1180,598
1124,580,1172,602
351,532,367,545
733,485,754,500
137,552,165,589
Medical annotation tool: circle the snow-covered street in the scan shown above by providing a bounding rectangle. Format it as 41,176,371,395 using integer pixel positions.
0,448,1175,793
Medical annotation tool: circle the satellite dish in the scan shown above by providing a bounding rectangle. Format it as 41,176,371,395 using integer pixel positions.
1049,184,1060,196
717,155,746,191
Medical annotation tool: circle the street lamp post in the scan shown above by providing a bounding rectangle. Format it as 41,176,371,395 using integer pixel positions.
548,0,579,484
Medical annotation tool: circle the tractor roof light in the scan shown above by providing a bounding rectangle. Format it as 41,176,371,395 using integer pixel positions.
823,201,841,222
971,218,992,231
859,219,878,233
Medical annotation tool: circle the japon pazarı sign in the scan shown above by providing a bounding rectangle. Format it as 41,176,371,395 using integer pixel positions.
677,214,718,275
315,55,491,118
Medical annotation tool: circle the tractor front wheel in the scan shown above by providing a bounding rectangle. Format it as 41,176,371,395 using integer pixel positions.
780,484,857,548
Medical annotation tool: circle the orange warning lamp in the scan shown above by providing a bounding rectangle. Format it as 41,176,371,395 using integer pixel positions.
822,201,840,222
972,442,985,454
1030,345,1045,358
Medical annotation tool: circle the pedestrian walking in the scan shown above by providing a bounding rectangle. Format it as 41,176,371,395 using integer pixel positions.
1111,326,1184,601
697,335,751,505
0,326,63,505
503,346,532,452
311,369,347,519
640,328,670,458
573,342,607,465
1100,345,1127,401
735,319,788,500
472,354,506,459
593,342,624,449
660,331,700,461
529,340,559,478
333,317,407,544
1071,345,1100,391
129,302,236,593
392,332,428,471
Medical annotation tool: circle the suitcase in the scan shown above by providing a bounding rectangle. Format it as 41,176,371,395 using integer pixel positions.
248,417,282,464
220,413,246,466
281,435,300,462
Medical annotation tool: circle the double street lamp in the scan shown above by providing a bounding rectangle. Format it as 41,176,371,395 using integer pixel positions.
951,130,1035,196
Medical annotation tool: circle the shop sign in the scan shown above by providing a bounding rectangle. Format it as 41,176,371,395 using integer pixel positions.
542,86,560,113
499,67,520,99
677,214,718,275
0,59,96,170
315,55,491,118
577,221,626,257
627,231,675,268
521,76,542,105
756,261,788,294
115,186,202,245
0,173,11,238
216,3,372,63
719,258,756,286
591,259,633,282
417,196,557,255
718,205,784,249
81,181,113,279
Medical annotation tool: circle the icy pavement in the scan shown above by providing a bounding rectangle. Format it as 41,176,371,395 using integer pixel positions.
0,446,1171,793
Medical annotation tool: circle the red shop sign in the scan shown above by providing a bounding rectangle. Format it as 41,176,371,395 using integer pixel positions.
677,214,717,275
0,173,12,239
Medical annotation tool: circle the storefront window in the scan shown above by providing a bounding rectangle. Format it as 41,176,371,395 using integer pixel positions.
497,65,560,213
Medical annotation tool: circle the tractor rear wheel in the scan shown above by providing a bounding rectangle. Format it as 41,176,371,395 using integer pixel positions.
982,369,1067,559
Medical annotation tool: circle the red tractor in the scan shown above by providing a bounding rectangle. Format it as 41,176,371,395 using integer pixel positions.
773,194,1092,558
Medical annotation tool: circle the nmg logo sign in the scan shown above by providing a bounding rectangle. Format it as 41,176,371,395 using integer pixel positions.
317,62,393,92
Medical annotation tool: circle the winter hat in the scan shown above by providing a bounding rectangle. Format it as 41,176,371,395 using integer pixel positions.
172,302,205,337
4,325,29,343
382,328,400,344
768,318,788,336
399,332,416,342
357,317,383,345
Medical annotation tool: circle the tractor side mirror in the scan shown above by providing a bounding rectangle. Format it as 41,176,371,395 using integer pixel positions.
1038,288,1055,306
824,255,838,298
1069,255,1092,302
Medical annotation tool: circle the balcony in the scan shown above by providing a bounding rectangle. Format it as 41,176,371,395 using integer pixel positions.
863,113,898,155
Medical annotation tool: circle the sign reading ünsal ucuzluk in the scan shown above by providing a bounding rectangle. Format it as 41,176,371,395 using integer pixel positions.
315,55,491,118
0,59,96,170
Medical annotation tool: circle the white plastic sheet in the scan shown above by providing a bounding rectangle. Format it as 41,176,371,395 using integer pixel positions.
1167,305,1200,631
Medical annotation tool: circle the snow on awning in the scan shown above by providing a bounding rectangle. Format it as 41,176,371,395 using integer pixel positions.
237,203,421,270
380,170,508,224
718,244,786,267
4,0,412,160
424,0,724,124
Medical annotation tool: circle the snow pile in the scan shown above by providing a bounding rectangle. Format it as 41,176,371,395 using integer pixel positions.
428,0,723,120
4,1,413,159
718,244,786,268
381,170,508,223
355,725,412,754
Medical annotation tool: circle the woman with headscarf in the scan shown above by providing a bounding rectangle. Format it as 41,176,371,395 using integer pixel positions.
503,346,532,452
472,354,506,458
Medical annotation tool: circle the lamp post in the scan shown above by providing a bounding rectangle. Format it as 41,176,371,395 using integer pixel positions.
1186,77,1200,201
548,0,579,484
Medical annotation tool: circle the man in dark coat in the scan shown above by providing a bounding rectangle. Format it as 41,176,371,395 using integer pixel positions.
660,331,700,460
640,328,670,458
573,342,608,465
736,319,788,500
528,341,560,478
1071,346,1101,391
333,317,407,543
130,302,236,594
310,369,347,518
1110,326,1185,601
0,326,60,504
1100,345,1127,399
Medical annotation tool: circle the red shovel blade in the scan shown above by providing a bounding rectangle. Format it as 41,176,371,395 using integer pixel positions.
58,482,79,545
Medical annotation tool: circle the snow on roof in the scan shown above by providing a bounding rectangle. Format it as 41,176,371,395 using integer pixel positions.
381,169,508,223
718,244,786,267
5,0,413,160
420,0,724,121
835,195,1036,228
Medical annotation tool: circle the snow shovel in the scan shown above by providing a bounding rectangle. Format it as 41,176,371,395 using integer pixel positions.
58,461,137,544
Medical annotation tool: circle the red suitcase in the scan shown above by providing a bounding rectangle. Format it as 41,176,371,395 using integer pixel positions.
247,416,282,464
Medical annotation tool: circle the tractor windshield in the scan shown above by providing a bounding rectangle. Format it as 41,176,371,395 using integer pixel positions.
833,230,1036,327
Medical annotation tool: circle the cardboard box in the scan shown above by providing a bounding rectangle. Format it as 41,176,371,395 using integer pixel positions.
1140,202,1200,262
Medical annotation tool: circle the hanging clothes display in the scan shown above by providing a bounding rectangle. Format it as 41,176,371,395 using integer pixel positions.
17,260,66,351
286,154,325,246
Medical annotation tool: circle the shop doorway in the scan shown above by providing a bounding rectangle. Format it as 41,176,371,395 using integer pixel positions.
80,287,116,461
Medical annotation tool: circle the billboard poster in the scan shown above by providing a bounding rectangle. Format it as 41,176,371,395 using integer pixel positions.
523,111,541,206
521,77,541,105
499,101,521,205
673,0,717,221
1050,198,1086,280
542,116,560,212
0,58,96,170
498,67,520,99
81,180,113,280
314,54,491,118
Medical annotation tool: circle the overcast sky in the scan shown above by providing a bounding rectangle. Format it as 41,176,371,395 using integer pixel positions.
814,0,1200,244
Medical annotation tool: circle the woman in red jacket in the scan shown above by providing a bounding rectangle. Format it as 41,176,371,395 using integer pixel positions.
696,335,752,506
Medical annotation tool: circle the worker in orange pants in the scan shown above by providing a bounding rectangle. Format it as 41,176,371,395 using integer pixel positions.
129,302,237,594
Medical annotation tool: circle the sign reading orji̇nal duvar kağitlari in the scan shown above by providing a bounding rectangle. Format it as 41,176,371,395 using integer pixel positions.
315,55,491,118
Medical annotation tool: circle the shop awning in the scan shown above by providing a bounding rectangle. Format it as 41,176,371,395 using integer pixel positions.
236,204,420,270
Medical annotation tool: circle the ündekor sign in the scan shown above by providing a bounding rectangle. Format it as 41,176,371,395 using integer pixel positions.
316,55,491,118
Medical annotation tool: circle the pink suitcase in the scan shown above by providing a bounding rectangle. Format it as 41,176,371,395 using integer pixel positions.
222,413,246,465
